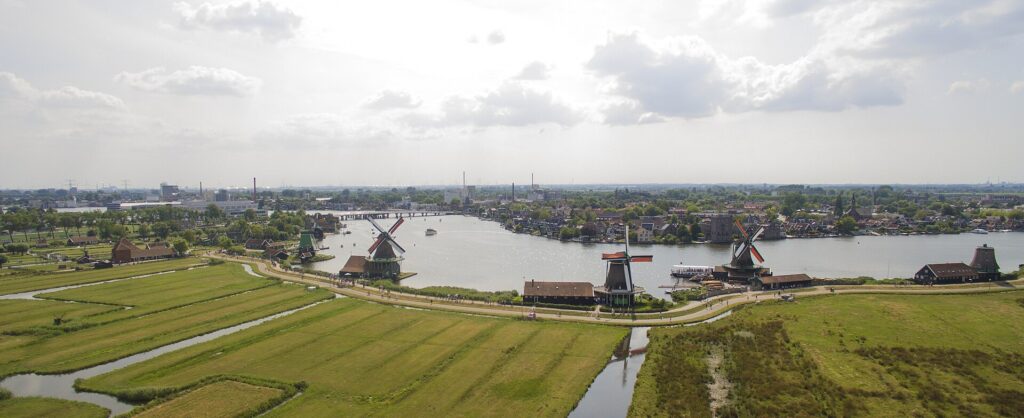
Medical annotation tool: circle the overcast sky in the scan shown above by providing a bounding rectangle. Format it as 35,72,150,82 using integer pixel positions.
1,0,1022,189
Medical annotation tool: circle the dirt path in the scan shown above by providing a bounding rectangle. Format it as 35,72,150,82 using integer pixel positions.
207,253,1024,327
706,346,731,416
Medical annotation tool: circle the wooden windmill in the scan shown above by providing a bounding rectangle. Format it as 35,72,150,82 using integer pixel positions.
365,217,406,279
595,225,652,306
723,219,769,281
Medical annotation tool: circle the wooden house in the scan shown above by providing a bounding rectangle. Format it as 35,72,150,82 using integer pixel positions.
523,280,595,305
914,263,979,285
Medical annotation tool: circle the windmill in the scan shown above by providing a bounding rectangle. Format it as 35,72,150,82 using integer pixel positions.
365,216,406,279
596,225,653,306
723,219,768,281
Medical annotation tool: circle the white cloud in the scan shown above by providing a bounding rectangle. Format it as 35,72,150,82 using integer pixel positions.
0,72,125,110
362,90,421,110
602,101,665,125
587,33,904,122
487,30,506,45
1011,81,1024,95
515,61,551,80
429,83,580,127
947,78,991,95
115,66,261,97
174,0,302,42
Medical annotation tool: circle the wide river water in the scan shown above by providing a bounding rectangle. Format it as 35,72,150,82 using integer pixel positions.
308,213,1024,297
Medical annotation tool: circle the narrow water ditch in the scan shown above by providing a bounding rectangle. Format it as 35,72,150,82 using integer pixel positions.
0,300,329,416
569,309,735,418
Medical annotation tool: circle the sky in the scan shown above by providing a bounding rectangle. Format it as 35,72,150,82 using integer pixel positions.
1,0,1022,189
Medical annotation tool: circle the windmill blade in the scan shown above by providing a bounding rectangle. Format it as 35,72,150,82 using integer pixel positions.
368,235,386,254
602,252,627,260
367,217,388,234
750,244,765,263
388,237,407,255
388,217,405,234
735,219,749,239
734,241,747,258
629,255,653,263
751,226,765,242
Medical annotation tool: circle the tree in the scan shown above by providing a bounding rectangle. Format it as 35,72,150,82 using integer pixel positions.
0,253,7,269
836,215,857,235
182,229,197,245
833,192,844,216
218,236,233,249
243,209,257,222
171,239,189,256
205,204,225,223
137,224,151,238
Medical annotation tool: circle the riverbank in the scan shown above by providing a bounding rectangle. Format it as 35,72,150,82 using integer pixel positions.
212,253,1024,327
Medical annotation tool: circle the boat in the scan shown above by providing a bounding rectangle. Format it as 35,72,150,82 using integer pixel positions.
670,265,714,278
971,228,989,234
425,228,437,236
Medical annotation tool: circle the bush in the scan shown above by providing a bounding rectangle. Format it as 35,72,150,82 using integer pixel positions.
226,245,246,256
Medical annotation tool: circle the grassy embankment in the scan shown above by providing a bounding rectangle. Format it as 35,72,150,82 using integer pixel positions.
82,298,627,417
0,262,332,378
631,291,1024,417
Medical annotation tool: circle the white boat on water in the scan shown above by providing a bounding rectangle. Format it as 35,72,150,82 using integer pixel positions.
425,228,438,236
670,265,714,278
971,228,989,234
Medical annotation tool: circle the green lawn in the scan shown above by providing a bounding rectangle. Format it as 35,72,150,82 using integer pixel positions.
0,397,109,418
0,264,332,377
132,380,283,418
0,258,203,295
37,263,274,325
632,291,1024,417
81,298,627,417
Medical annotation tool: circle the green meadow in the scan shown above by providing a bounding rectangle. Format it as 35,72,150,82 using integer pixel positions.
0,262,332,377
631,291,1024,417
81,298,627,417
0,258,202,295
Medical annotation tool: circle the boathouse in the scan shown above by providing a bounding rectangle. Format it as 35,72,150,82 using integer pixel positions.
524,280,595,305
913,263,979,285
752,273,813,290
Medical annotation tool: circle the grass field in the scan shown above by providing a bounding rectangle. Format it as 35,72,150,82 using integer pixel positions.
81,298,627,417
0,262,333,378
0,258,202,295
36,264,274,325
132,380,283,418
0,397,109,418
631,291,1024,417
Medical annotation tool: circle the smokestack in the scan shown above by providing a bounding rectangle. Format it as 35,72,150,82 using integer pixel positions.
252,177,256,202
462,171,466,190
199,181,203,198
531,173,534,189
512,182,515,202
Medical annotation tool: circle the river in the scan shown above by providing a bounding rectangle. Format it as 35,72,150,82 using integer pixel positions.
308,213,1023,297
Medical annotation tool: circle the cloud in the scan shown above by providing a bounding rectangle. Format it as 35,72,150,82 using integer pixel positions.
587,33,904,122
0,72,125,110
362,90,421,110
602,101,665,125
174,0,302,42
433,83,580,127
487,30,506,45
115,66,261,97
947,78,991,95
515,61,551,80
1011,81,1024,95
